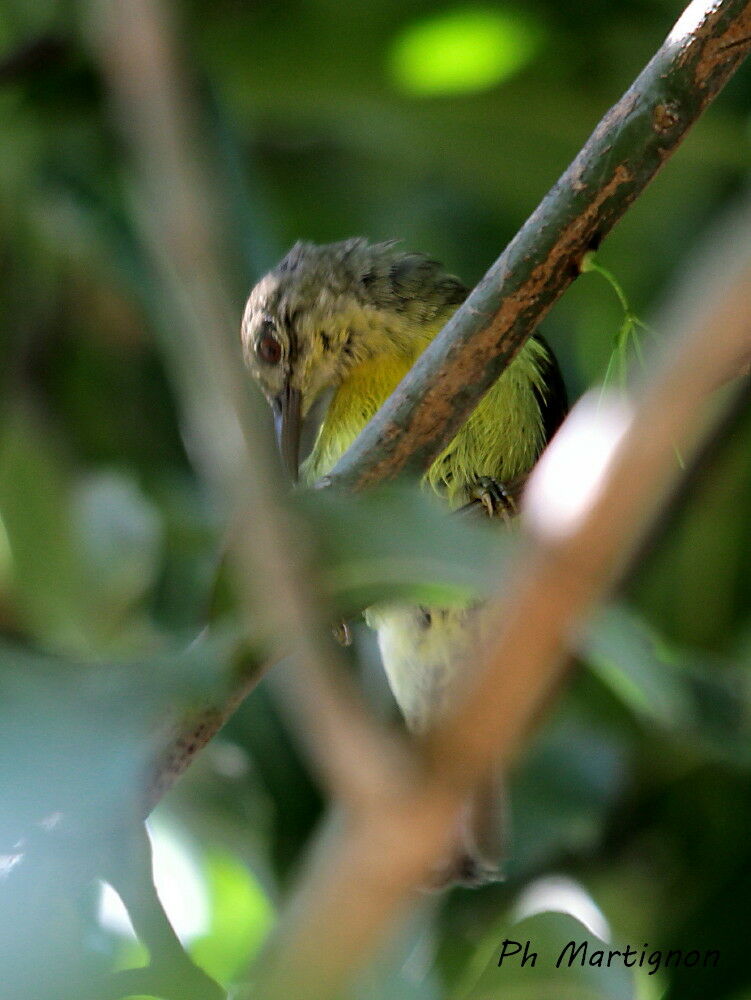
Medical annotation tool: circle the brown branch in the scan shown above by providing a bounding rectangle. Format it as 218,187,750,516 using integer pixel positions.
250,250,751,1000
323,0,751,494
88,0,406,821
143,651,269,814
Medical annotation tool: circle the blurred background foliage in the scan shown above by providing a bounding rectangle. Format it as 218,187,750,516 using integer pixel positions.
1,0,751,997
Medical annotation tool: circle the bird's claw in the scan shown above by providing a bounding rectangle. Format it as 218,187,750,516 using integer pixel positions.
467,477,517,520
332,620,352,646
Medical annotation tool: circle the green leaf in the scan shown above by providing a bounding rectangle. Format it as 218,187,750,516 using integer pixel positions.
71,471,163,624
581,605,688,726
354,908,441,1000
0,630,240,842
294,485,513,616
509,709,629,875
190,850,274,985
0,410,165,654
0,406,95,652
580,604,751,766
388,8,544,97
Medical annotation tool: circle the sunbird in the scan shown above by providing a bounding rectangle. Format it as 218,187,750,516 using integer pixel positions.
242,239,567,885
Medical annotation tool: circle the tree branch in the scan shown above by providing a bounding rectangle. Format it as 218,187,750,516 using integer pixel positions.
143,652,268,814
323,0,751,493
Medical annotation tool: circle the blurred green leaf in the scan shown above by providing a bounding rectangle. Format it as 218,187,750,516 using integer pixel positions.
355,909,441,1000
580,605,751,766
0,409,166,653
0,629,243,999
0,406,96,652
191,850,274,985
72,471,163,617
509,709,629,876
0,629,239,843
295,485,513,616
581,605,688,725
388,8,544,97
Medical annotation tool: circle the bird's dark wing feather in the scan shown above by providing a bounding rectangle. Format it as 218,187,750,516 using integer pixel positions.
532,334,568,447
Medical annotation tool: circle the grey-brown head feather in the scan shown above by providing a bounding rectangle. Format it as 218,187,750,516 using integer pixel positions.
241,238,467,413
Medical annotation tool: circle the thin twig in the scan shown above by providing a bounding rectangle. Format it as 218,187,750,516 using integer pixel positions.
143,651,269,814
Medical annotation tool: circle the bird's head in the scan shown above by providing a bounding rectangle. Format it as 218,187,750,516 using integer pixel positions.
241,238,466,478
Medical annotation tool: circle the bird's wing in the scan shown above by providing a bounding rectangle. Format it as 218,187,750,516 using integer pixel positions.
532,334,569,447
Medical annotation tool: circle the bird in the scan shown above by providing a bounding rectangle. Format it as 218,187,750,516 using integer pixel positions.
241,238,567,885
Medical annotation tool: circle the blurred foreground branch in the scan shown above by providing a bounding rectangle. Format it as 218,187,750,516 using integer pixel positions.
325,0,751,493
251,248,751,1000
89,0,405,821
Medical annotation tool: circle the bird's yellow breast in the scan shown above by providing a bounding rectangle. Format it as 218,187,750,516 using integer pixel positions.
302,335,549,505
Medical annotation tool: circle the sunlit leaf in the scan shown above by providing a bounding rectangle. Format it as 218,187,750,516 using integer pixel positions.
191,851,275,984
388,8,544,97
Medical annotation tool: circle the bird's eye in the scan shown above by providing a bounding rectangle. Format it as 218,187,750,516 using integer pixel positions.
256,328,282,365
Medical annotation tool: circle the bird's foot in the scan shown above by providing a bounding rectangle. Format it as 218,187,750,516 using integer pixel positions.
423,851,504,892
455,852,504,887
332,620,352,646
466,476,517,520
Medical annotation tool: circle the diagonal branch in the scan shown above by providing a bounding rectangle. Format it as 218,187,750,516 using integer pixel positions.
324,0,751,494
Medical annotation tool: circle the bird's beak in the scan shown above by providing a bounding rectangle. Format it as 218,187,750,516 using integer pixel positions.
273,383,302,482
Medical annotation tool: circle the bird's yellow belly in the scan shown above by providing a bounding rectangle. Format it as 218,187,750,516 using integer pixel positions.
303,339,547,503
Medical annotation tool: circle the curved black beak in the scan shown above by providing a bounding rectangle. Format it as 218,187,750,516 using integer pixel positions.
273,384,302,482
